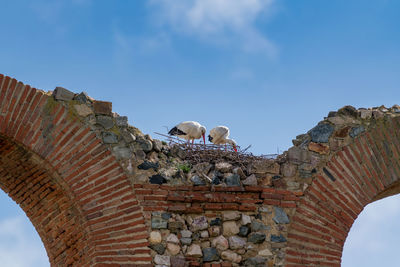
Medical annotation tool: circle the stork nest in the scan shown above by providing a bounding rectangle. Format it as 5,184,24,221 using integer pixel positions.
155,132,285,168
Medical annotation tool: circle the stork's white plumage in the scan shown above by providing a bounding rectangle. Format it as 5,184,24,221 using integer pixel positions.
168,121,206,144
208,126,237,152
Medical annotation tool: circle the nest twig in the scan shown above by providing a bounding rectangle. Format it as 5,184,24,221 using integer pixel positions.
154,132,281,168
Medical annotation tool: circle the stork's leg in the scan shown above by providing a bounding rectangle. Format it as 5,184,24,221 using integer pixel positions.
225,144,227,151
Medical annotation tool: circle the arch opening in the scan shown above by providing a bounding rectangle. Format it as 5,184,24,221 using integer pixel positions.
0,134,91,266
0,189,49,267
342,194,400,267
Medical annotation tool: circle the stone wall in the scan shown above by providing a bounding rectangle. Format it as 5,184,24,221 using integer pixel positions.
2,73,400,266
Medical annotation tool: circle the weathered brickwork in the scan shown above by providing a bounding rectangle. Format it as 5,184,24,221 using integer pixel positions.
2,73,400,266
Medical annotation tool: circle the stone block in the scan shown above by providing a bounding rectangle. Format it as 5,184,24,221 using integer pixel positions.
308,142,329,154
74,104,93,117
225,174,241,186
223,211,241,221
222,221,239,236
53,86,75,101
154,255,170,266
191,216,208,232
270,234,287,243
228,236,246,249
93,100,112,115
202,247,219,262
102,132,118,144
248,232,266,243
350,125,365,138
215,162,232,172
116,116,128,127
211,235,229,250
273,207,290,224
151,213,168,229
74,92,91,103
308,123,334,143
191,175,206,186
96,115,114,129
149,231,162,244
221,250,242,263
150,243,166,254
112,146,131,159
242,174,257,185
167,243,180,255
149,174,167,184
186,244,202,257
138,161,159,170
166,233,179,244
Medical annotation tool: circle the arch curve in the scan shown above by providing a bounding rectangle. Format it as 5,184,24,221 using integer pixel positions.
0,74,150,266
286,113,400,266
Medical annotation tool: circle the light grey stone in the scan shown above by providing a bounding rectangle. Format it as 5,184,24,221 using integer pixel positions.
258,248,273,257
215,162,232,172
154,255,170,266
96,115,114,129
180,238,192,245
241,214,251,225
360,109,372,119
153,139,163,152
181,230,192,238
186,244,202,257
191,216,208,232
211,235,229,250
228,236,246,249
166,233,179,244
200,230,209,238
102,132,118,144
53,86,75,101
242,174,257,186
121,130,136,143
74,104,93,117
116,116,128,127
223,211,241,221
112,146,131,159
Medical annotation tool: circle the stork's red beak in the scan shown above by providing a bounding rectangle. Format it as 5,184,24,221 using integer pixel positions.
202,134,206,145
233,145,237,152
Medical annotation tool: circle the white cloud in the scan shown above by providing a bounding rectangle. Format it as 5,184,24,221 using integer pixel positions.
0,216,49,267
149,0,277,57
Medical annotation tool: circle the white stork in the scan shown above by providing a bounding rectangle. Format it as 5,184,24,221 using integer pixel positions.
168,121,206,145
208,126,237,152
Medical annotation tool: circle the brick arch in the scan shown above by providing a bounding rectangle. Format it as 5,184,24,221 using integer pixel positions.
0,75,151,266
286,117,400,266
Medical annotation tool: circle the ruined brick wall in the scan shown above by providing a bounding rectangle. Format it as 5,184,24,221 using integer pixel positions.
1,73,400,267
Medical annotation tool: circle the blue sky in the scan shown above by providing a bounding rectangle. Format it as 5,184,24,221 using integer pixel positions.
1,0,400,266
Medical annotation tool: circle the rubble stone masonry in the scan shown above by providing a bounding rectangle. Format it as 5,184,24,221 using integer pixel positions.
1,73,400,266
